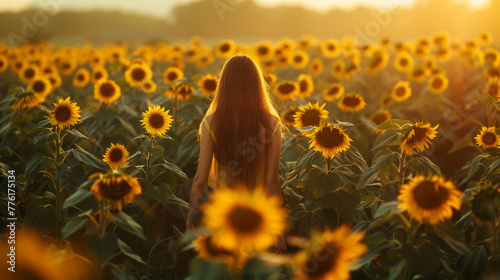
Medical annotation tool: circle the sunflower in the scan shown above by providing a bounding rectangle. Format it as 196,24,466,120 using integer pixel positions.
343,60,359,78
19,63,40,83
255,41,274,61
483,48,500,68
72,68,90,88
59,58,77,76
297,74,314,98
323,84,344,102
197,54,215,67
215,40,237,58
42,64,58,76
367,49,389,72
275,54,289,68
0,55,8,72
125,63,152,87
202,186,287,252
27,75,52,98
393,52,414,72
94,79,121,104
470,184,500,222
264,72,277,85
434,46,451,61
141,79,157,94
163,66,184,84
413,44,430,59
391,81,412,102
369,110,392,132
90,170,142,212
288,50,309,69
193,235,247,269
309,58,324,75
262,60,276,73
281,108,297,126
198,75,218,96
184,47,200,62
298,34,316,50
479,31,493,46
46,73,63,90
141,105,173,136
294,102,329,130
103,143,129,170
428,73,449,94
274,81,299,100
409,67,429,82
294,224,368,280
321,39,342,58
484,77,500,99
174,82,195,101
49,97,81,129
89,51,106,68
11,91,43,110
400,121,439,155
11,60,25,74
307,124,352,159
91,66,109,84
329,61,343,79
475,126,500,148
338,93,367,112
484,67,500,80
433,31,450,47
380,94,392,108
397,175,461,225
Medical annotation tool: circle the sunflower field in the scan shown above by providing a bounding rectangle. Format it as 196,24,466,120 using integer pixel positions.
1,31,500,280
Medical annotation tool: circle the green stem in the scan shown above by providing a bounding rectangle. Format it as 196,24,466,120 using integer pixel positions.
144,136,155,203
326,157,333,173
55,126,63,242
399,153,407,187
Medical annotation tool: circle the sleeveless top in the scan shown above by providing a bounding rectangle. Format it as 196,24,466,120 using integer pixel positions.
202,116,281,189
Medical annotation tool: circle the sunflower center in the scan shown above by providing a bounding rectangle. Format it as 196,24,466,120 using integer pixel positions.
278,83,295,94
62,62,71,70
284,110,296,124
149,114,165,128
302,110,322,126
257,46,268,55
94,72,103,80
413,181,449,210
131,68,146,81
43,67,52,74
0,60,4,67
482,131,497,146
371,56,383,68
303,242,340,278
144,83,152,89
294,56,303,63
343,96,361,107
98,177,132,201
167,72,178,81
100,83,116,97
407,126,428,144
204,79,217,91
371,113,389,125
396,86,406,97
32,81,45,93
54,105,71,122
109,148,123,162
315,127,344,148
220,43,230,52
24,68,35,78
77,74,85,81
400,58,408,66
432,78,443,89
328,86,340,95
299,80,308,92
414,69,424,76
228,205,263,234
327,44,335,51
485,53,497,62
488,84,499,97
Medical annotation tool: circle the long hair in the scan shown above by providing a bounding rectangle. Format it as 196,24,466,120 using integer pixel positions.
199,54,283,189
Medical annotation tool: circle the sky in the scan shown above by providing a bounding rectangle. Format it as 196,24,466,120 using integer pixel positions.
0,0,491,17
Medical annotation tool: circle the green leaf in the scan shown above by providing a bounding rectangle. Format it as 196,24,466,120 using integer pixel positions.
407,156,441,177
296,149,322,171
319,183,361,223
63,188,94,209
130,134,148,141
372,129,403,151
66,129,89,139
111,212,147,240
162,160,188,183
146,183,173,207
476,94,496,104
352,231,396,269
116,116,138,136
335,120,355,127
71,144,108,170
147,145,165,157
428,221,471,255
117,238,147,264
376,119,411,130
62,214,88,239
297,125,313,131
358,149,399,187
166,195,189,219
305,167,341,200
25,153,50,182
373,200,403,221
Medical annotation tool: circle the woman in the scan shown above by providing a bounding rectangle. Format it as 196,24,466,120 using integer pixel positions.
185,54,287,254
